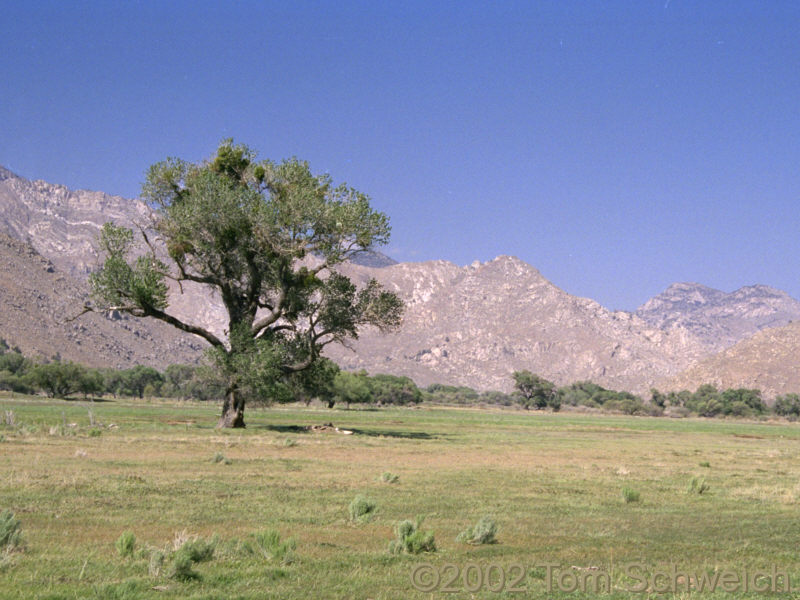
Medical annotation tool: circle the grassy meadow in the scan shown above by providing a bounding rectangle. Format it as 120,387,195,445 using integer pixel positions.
2,393,800,598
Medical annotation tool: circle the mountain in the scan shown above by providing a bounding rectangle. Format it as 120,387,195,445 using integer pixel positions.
0,165,152,278
346,250,397,268
0,231,205,368
2,164,798,395
636,282,800,353
326,257,706,393
657,321,800,399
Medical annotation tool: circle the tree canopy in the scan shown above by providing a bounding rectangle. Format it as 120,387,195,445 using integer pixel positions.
89,140,403,426
512,370,559,410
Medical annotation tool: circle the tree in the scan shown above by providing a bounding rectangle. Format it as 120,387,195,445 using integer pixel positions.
120,366,164,399
26,361,86,399
332,370,372,409
89,140,403,427
368,374,422,406
512,370,557,410
774,393,800,417
76,368,104,399
282,356,339,407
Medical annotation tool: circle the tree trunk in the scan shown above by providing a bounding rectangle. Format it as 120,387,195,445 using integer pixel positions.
217,386,246,428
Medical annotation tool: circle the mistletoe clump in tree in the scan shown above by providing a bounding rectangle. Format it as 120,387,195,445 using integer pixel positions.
90,141,403,427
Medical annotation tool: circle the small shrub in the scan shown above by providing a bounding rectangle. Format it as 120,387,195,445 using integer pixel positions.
282,438,298,447
0,435,5,443
699,461,711,468
211,452,231,465
622,487,641,503
250,529,296,565
88,428,102,437
115,531,136,557
456,516,498,545
180,536,216,563
389,517,436,554
168,549,200,581
688,477,710,495
349,495,377,523
0,510,23,551
148,549,165,577
379,471,399,484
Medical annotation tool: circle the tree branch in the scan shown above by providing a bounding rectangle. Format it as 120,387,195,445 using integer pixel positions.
141,306,225,347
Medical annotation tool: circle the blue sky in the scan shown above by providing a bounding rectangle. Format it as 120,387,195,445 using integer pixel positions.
2,1,798,310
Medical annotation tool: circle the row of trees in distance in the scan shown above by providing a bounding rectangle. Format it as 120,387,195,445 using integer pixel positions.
3,341,799,420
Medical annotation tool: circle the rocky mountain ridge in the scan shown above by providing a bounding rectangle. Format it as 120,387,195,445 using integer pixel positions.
636,282,800,353
658,320,800,398
0,230,205,368
327,256,707,392
2,164,799,395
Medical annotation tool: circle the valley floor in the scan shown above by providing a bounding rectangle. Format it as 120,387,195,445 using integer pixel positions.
1,394,799,598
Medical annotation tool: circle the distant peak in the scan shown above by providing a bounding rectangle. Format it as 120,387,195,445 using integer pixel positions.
0,165,19,181
664,282,721,294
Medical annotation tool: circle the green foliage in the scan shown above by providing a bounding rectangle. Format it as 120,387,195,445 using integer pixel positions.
368,373,422,406
167,549,200,581
248,530,296,565
164,535,217,581
558,381,650,414
118,366,164,399
115,531,136,557
622,487,641,503
0,510,22,551
282,356,339,407
179,536,216,563
90,223,169,312
513,370,558,410
332,371,372,408
26,361,88,399
0,368,33,394
76,368,104,398
425,383,480,404
673,385,767,417
348,495,377,523
379,471,399,484
388,517,436,554
688,477,710,495
212,452,231,465
699,461,711,468
456,516,498,545
774,393,800,417
0,352,28,376
90,140,404,426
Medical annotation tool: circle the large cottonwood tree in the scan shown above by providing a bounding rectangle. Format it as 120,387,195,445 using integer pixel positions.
90,141,403,427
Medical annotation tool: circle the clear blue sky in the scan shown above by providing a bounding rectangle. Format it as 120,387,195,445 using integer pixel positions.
2,1,798,310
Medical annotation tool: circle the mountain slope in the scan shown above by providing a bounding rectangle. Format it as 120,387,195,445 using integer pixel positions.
327,257,706,393
4,164,796,395
657,321,800,398
0,165,152,278
0,231,205,368
636,282,800,352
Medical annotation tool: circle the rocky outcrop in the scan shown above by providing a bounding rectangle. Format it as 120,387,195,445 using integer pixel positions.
327,257,707,393
636,282,800,353
657,321,800,399
0,166,152,278
0,232,205,368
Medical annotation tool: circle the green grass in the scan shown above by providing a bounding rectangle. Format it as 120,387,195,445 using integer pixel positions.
2,392,800,598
